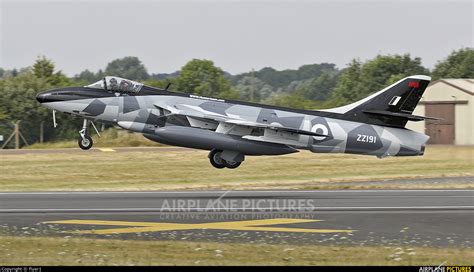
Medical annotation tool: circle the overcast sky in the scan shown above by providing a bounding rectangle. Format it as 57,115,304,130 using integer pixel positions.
0,0,472,76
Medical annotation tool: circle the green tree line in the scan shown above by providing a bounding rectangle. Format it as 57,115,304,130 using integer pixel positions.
0,48,472,147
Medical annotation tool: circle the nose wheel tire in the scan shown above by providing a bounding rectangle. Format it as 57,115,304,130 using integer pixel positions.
209,150,226,169
78,135,93,150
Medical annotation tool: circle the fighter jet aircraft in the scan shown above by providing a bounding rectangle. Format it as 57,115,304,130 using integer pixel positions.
36,75,435,169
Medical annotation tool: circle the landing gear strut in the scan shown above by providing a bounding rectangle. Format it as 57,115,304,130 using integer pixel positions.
78,119,93,150
208,149,243,169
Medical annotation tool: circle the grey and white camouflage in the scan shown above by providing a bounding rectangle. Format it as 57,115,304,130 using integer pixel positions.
36,75,432,168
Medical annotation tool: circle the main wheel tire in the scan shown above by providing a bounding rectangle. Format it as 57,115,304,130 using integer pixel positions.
78,135,93,150
209,150,226,169
224,160,241,169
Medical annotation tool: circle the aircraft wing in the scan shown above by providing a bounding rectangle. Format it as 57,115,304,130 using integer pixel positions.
154,102,328,139
223,119,327,137
154,101,228,121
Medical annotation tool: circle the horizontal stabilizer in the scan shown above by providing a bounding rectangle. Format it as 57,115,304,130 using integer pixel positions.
363,110,442,122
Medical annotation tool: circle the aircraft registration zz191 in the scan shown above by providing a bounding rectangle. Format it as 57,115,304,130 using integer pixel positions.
36,75,437,169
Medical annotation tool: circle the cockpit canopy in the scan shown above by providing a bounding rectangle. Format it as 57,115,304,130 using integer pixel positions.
85,76,144,93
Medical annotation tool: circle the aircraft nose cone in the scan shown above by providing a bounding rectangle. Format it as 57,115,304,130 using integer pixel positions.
36,92,46,103
36,90,55,103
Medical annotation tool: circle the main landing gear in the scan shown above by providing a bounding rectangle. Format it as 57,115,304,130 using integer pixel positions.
78,119,100,150
208,149,243,169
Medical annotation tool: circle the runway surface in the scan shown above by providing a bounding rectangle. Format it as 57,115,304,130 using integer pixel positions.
1,189,473,247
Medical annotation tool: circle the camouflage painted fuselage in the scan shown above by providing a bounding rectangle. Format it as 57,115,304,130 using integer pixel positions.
42,92,428,158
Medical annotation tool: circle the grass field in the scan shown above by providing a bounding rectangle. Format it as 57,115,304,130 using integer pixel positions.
0,235,472,266
0,145,472,191
27,129,158,149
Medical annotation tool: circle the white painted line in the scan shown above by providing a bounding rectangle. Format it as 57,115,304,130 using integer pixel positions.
1,206,473,213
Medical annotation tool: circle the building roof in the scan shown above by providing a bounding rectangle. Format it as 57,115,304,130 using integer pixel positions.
429,78,474,96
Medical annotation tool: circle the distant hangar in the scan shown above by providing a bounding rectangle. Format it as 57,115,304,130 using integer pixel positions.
407,78,473,145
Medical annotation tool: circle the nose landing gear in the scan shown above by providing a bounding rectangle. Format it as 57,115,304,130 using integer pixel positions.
78,119,93,150
78,119,100,150
78,135,93,150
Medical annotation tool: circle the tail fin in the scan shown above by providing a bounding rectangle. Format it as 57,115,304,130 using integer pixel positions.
324,75,432,128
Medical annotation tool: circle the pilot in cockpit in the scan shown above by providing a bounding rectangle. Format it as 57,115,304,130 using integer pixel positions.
108,77,118,90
